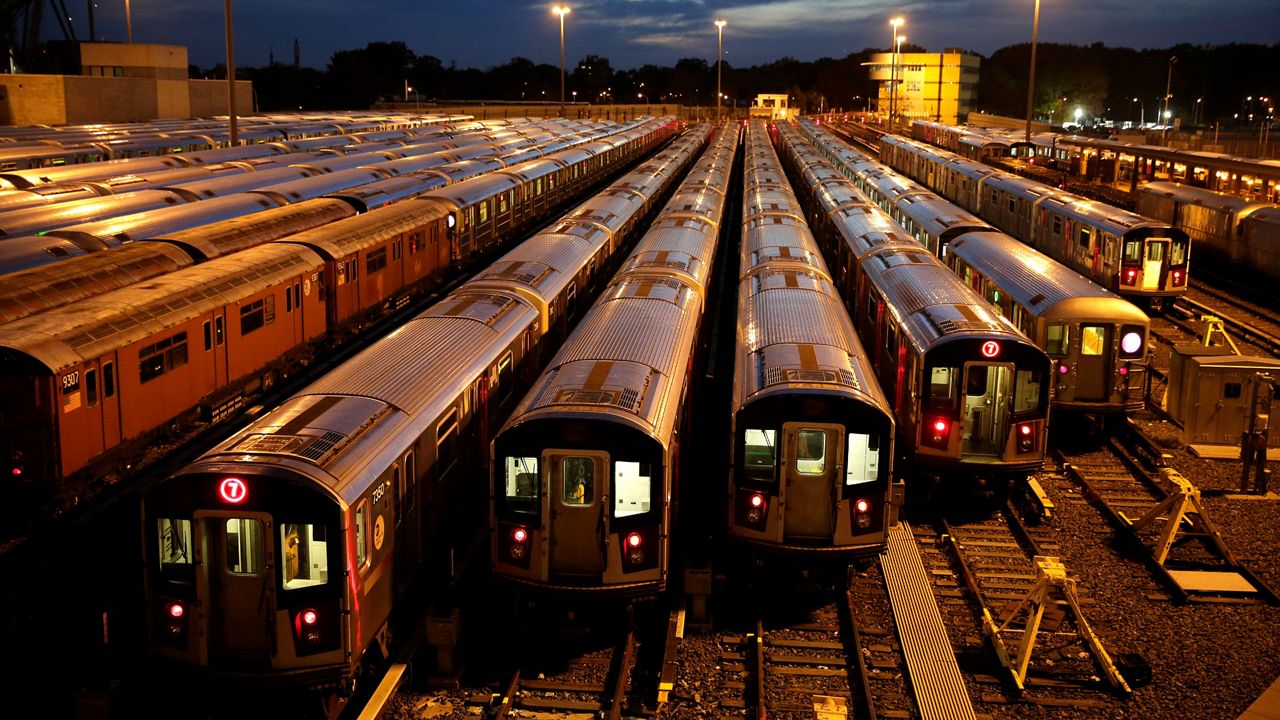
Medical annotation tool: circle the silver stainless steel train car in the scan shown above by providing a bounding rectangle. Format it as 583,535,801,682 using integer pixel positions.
728,122,896,556
1135,181,1278,281
946,231,1150,412
778,123,1051,485
491,125,739,595
141,124,706,699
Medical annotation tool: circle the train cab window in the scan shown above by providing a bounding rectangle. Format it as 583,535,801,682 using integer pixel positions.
103,362,115,399
436,410,459,478
1123,240,1142,262
1014,369,1044,413
503,456,539,514
225,518,265,575
795,430,827,475
156,518,193,581
845,433,879,486
203,321,212,350
281,523,328,589
139,332,189,383
367,247,388,274
1052,216,1063,236
562,457,595,506
85,369,98,407
1171,239,1188,265
404,451,416,510
355,502,369,567
613,461,652,518
928,367,957,406
744,429,777,483
1081,326,1106,356
1046,324,1070,356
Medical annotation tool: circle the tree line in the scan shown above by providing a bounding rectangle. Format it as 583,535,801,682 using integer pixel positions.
204,40,1275,127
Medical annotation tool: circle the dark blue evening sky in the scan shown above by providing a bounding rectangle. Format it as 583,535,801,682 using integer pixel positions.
78,1,1279,70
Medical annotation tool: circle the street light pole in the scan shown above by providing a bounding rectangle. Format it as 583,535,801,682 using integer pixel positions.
1133,97,1144,127
224,0,238,146
1161,55,1178,145
889,16,903,131
1025,0,1041,144
553,5,570,118
124,0,132,43
715,19,726,123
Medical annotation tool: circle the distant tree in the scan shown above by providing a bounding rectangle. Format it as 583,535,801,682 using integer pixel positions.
327,41,416,108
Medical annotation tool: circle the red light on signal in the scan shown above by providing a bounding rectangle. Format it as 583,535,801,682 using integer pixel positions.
167,602,184,619
626,532,642,548
1119,366,1129,376
855,499,870,513
512,528,528,543
218,477,247,504
1058,364,1070,374
981,341,1001,358
301,609,318,626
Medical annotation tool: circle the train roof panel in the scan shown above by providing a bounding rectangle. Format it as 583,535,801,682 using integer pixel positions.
0,243,324,373
155,197,354,258
1136,181,1271,214
948,231,1142,317
0,241,193,324
162,166,314,199
0,155,187,189
178,143,287,165
252,167,388,204
894,194,989,233
280,198,448,258
0,189,187,236
329,174,442,210
49,193,279,244
431,159,506,184
498,157,568,182
0,234,91,275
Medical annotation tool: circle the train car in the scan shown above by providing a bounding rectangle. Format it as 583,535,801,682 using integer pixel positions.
877,131,1192,309
491,125,738,596
728,122,896,556
0,118,676,496
780,123,1050,487
0,144,107,172
139,124,706,702
0,154,191,189
0,234,95,274
1135,181,1275,273
0,182,110,212
947,231,1149,412
45,194,282,250
0,188,190,237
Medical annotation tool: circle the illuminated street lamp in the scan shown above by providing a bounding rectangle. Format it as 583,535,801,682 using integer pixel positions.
715,19,727,123
1024,0,1041,144
1133,97,1144,127
1074,106,1083,126
552,5,571,117
888,16,904,131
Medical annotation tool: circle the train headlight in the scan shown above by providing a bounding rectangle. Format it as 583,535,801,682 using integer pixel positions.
1120,326,1145,358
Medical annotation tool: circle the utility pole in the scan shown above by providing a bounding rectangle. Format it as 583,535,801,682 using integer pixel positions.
715,19,726,123
1162,55,1177,146
225,0,238,145
125,0,132,43
1025,0,1041,144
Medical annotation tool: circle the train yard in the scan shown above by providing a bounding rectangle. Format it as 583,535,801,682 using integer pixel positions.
0,111,1277,720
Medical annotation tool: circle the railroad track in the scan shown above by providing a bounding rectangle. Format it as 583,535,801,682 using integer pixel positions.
1175,290,1280,358
933,499,1132,708
1054,423,1278,605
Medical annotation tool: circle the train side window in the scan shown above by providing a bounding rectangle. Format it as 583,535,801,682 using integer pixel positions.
498,352,513,401
294,283,301,308
845,433,880,485
1052,216,1063,236
1081,326,1106,356
1171,239,1187,265
436,409,459,478
241,299,268,335
367,247,388,274
203,321,212,350
562,457,594,506
479,201,488,223
1046,324,1070,356
225,518,265,575
743,429,777,482
281,523,328,589
504,456,539,514
1224,383,1242,400
928,367,957,405
286,286,293,313
1078,225,1092,249
215,316,225,346
1014,368,1044,412
103,362,114,399
566,283,577,319
156,518,193,581
614,461,652,518
85,369,98,407
355,502,369,568
139,331,189,383
795,430,826,475
404,451,416,510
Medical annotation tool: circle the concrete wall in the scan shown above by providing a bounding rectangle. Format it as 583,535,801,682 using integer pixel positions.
64,75,158,122
189,80,254,117
80,43,188,81
0,75,68,124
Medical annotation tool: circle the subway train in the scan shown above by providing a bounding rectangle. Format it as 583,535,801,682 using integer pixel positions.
727,121,897,556
873,131,1190,310
788,122,1150,415
777,123,1050,486
0,118,675,509
0,119,625,315
1135,181,1280,283
490,124,740,596
140,125,707,701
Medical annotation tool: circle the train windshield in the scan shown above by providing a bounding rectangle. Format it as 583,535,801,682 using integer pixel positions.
280,523,329,590
561,456,595,506
845,433,880,486
1046,324,1070,356
1170,238,1188,265
613,461,653,518
1123,240,1142,262
155,517,194,583
502,456,540,515
1014,368,1044,413
743,429,777,483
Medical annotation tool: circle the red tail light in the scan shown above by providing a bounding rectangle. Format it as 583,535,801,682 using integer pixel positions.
855,498,870,513
1123,268,1138,286
624,532,645,564
512,527,528,543
924,417,952,449
1016,422,1037,453
158,599,189,648
1058,363,1070,375
747,493,767,524
1172,269,1185,286
301,609,318,626
509,526,530,559
167,602,184,619
1118,366,1129,376
296,608,322,645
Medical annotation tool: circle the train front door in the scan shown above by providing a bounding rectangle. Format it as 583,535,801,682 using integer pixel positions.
546,451,607,577
782,423,841,541
1143,240,1167,291
196,510,274,666
1076,324,1111,401
962,363,1013,458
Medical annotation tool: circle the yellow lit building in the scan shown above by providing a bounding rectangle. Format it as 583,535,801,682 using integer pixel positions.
866,49,980,125
749,93,798,121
